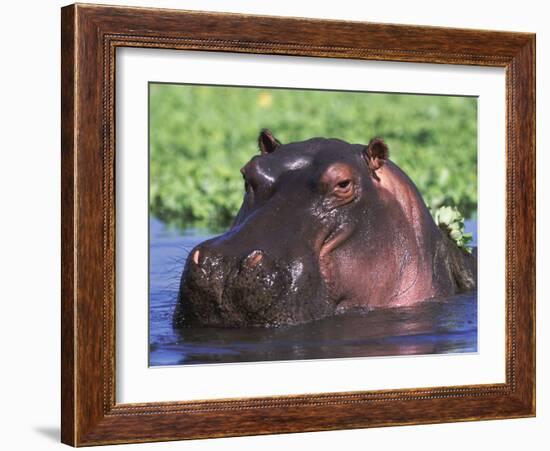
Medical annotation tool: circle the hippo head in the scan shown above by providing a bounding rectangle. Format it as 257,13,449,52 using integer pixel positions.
173,129,392,328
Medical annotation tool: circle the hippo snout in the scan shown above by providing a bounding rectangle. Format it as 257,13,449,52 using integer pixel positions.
175,245,293,328
191,247,264,273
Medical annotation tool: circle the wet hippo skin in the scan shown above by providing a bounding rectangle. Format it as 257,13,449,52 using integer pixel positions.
173,130,477,328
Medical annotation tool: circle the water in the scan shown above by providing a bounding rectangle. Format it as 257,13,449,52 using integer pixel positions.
149,217,478,366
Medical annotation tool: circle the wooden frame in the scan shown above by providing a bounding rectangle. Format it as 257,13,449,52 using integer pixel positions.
61,3,535,446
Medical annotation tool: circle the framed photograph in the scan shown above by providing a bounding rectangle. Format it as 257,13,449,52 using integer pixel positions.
61,3,535,446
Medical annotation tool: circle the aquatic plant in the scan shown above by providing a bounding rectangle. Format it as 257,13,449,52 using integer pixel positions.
149,84,477,230
433,206,473,252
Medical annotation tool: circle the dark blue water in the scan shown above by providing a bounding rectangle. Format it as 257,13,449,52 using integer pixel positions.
149,218,478,366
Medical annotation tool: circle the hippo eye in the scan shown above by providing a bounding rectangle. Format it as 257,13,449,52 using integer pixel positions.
242,172,250,192
336,180,351,190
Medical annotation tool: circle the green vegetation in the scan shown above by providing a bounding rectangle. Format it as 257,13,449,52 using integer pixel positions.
149,83,477,231
433,206,473,252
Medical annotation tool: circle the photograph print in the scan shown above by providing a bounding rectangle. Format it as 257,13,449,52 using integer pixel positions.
148,83,478,366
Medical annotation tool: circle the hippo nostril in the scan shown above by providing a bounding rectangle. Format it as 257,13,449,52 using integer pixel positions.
192,249,201,266
243,250,264,268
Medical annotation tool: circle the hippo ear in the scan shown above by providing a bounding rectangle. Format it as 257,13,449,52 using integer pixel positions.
363,138,389,173
258,129,282,154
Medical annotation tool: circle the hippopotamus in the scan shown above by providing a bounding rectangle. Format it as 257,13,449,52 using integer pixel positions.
173,130,477,328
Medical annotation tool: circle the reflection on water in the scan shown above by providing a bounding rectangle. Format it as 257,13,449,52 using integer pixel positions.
149,217,478,366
